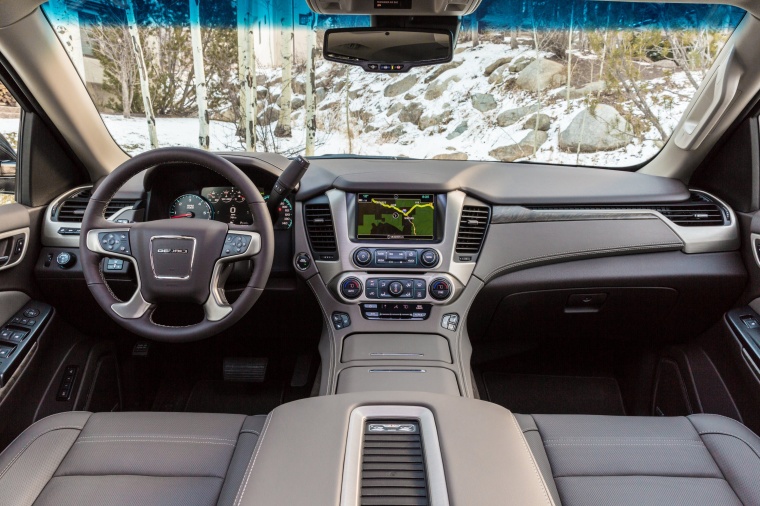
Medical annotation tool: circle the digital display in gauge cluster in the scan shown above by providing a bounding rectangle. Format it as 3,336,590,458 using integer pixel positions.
202,187,253,225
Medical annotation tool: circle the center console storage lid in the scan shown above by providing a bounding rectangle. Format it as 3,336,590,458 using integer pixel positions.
236,392,556,506
341,333,452,363
337,366,460,395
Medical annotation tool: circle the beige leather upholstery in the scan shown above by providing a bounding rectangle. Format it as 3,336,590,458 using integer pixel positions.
0,411,266,506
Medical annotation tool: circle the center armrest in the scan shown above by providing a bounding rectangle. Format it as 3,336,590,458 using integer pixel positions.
237,392,556,506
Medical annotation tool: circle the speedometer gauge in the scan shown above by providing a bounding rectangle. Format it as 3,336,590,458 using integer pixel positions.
170,194,213,220
264,196,293,230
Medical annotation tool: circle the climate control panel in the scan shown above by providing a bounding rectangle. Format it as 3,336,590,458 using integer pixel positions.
352,248,440,269
336,273,456,304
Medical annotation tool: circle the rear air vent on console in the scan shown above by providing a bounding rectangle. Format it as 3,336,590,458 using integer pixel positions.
527,191,729,227
55,188,136,222
361,420,428,506
304,202,338,260
455,205,491,255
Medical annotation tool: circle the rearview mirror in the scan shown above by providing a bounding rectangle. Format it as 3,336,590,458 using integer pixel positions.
323,28,453,73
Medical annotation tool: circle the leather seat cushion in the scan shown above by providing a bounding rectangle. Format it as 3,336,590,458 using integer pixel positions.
0,411,267,506
517,413,760,506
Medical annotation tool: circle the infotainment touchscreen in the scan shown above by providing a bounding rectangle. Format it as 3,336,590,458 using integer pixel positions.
356,193,435,240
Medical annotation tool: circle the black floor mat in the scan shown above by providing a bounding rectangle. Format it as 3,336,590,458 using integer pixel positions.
482,373,626,415
152,379,284,415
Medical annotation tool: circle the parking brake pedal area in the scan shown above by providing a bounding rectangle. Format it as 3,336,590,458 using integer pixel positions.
223,357,268,383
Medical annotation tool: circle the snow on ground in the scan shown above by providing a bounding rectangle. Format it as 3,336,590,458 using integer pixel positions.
4,41,701,169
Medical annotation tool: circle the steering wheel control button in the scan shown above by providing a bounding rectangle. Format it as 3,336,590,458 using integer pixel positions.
340,277,363,300
354,248,372,266
420,249,439,267
430,278,452,300
105,258,126,272
441,313,460,332
56,252,75,269
98,232,131,255
331,312,351,330
222,234,252,257
295,253,311,271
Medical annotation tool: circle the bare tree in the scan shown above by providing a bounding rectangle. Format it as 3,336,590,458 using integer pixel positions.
46,0,86,78
125,0,158,148
305,20,317,156
276,12,294,138
237,0,257,151
87,23,136,118
189,0,210,149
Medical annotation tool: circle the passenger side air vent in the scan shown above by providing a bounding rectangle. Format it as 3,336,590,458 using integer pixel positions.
652,192,728,227
527,191,729,227
304,202,338,260
361,420,428,506
455,205,491,255
55,187,136,222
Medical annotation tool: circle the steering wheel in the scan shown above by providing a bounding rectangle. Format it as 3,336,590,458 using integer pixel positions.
79,147,274,342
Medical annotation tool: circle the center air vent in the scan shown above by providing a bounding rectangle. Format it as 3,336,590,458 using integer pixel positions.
455,205,491,255
361,420,428,506
55,187,136,223
304,201,338,260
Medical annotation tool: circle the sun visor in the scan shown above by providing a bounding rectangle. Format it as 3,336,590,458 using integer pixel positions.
305,0,481,16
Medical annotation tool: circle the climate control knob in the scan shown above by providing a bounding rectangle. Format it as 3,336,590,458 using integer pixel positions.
420,249,439,267
429,278,452,300
340,277,363,300
354,248,372,266
388,281,404,297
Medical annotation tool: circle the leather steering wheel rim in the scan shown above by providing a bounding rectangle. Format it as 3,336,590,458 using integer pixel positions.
79,147,274,342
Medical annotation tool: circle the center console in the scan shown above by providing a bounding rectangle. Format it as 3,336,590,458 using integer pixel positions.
241,392,555,506
293,189,491,397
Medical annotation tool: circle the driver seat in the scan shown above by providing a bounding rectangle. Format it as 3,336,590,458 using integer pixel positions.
0,411,267,506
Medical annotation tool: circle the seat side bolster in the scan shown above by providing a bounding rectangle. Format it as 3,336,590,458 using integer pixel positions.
515,414,563,506
688,414,760,505
0,412,92,506
216,414,268,506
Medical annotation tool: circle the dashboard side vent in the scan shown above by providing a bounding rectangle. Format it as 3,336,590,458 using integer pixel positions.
304,202,338,260
455,205,491,255
526,192,728,227
361,420,428,506
55,187,136,222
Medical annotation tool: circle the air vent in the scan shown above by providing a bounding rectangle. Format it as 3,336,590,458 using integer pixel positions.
527,192,728,227
56,187,135,222
455,205,490,255
361,420,428,506
304,202,338,260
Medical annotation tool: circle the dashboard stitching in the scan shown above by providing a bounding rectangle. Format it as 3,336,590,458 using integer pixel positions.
481,241,684,284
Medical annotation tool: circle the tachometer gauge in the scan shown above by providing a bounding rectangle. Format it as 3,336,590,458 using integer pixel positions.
170,194,213,220
263,195,293,230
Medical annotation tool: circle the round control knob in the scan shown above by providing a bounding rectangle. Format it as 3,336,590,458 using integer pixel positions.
56,251,75,269
388,281,404,297
294,252,311,271
354,248,372,266
340,277,363,300
429,278,452,301
420,249,439,267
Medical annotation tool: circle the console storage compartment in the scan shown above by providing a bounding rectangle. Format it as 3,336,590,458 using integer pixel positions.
337,366,460,395
341,333,452,363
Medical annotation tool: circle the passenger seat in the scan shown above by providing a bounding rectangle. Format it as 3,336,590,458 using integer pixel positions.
517,413,760,506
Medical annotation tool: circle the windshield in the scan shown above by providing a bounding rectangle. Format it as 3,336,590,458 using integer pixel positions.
40,0,744,167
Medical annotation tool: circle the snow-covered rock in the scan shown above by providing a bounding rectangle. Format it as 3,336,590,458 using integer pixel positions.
398,102,424,125
471,93,497,112
562,80,606,99
420,110,452,130
515,58,566,91
489,130,548,161
484,57,513,77
424,76,460,100
433,152,468,160
496,104,539,127
424,61,463,84
446,121,468,140
509,57,533,73
384,75,419,97
559,104,634,152
522,113,552,131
